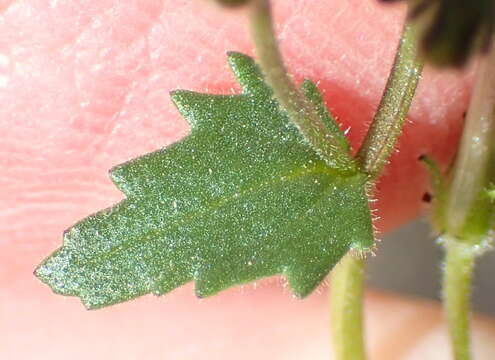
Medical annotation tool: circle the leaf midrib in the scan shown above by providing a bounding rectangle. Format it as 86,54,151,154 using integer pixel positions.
77,161,343,267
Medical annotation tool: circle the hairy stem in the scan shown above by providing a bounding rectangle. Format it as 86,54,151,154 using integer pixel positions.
331,20,422,360
330,254,366,360
357,21,423,178
249,0,357,173
443,237,475,360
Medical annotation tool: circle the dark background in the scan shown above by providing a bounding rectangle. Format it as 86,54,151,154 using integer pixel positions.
367,218,495,316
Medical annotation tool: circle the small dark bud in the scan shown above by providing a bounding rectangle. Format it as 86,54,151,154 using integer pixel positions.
422,192,432,203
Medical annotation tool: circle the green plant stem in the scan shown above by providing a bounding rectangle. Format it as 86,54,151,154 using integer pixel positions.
330,20,422,360
444,40,495,238
443,236,475,360
250,3,423,360
357,21,423,178
330,254,366,360
439,37,495,360
249,0,357,173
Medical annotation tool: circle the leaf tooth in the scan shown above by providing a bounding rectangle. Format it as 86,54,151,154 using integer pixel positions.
227,51,272,97
34,248,80,297
285,263,331,298
170,90,211,129
109,164,130,196
193,262,280,299
283,258,340,299
300,79,351,154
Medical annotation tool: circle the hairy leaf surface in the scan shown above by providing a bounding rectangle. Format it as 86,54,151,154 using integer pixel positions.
35,53,374,309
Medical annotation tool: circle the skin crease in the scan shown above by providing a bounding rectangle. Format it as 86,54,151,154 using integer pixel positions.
1,0,495,358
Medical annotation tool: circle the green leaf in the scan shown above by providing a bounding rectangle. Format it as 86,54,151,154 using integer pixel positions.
35,52,374,309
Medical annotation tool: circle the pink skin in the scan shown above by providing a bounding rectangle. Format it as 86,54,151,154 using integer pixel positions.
1,0,494,358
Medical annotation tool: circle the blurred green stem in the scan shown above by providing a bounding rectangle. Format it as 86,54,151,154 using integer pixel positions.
444,40,495,238
443,237,475,360
440,36,495,360
331,254,366,360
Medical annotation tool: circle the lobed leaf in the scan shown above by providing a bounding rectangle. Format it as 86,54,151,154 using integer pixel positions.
35,53,374,309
